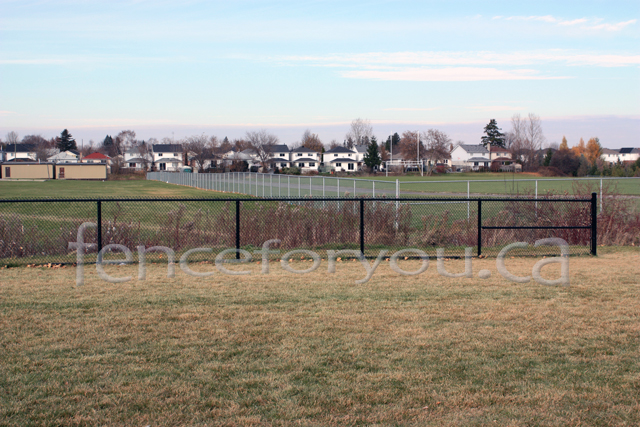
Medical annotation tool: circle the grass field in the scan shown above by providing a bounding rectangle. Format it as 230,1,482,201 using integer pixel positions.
1,249,639,425
0,179,244,199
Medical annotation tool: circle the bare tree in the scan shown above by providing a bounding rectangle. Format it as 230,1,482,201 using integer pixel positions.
301,129,324,152
246,129,279,169
5,131,19,144
421,129,452,175
329,139,340,150
22,134,53,161
345,118,373,148
187,134,216,172
398,131,424,161
115,130,136,155
523,113,545,171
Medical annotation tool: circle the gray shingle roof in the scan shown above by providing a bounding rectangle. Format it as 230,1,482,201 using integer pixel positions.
270,144,290,153
325,146,355,154
329,157,357,162
152,144,182,153
292,146,318,153
291,157,317,162
459,144,489,154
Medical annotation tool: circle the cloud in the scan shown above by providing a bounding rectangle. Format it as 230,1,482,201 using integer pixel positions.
278,50,640,68
495,15,637,31
586,19,637,31
341,67,567,82
383,108,440,111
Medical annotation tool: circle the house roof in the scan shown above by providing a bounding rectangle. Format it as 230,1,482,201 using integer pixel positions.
353,145,368,153
291,157,317,162
619,147,639,154
489,146,510,153
157,158,182,163
3,144,35,153
330,157,357,163
458,144,489,154
84,152,110,160
601,148,618,155
152,144,182,153
270,144,290,153
291,146,318,153
125,157,148,162
491,157,512,161
467,156,491,162
325,146,355,154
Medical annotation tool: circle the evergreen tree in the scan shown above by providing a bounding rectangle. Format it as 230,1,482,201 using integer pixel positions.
480,119,505,148
56,129,77,152
543,148,553,166
103,135,113,148
363,136,382,171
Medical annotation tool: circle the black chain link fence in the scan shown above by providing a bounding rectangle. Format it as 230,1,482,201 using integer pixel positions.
0,195,596,267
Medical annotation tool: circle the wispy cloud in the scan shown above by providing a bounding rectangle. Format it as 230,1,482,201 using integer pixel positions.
492,15,637,31
383,108,440,111
341,68,566,82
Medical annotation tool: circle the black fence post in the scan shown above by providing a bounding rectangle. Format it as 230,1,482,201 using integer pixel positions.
360,199,365,256
97,200,102,256
477,199,482,257
591,192,597,256
235,200,240,259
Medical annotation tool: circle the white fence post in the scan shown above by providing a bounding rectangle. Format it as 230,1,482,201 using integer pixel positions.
467,180,470,220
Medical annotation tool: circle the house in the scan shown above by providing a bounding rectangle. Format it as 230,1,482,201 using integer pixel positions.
601,147,640,165
290,146,321,171
2,144,37,162
488,146,512,160
619,148,640,164
450,144,491,171
325,146,359,172
266,144,291,170
83,152,111,165
124,147,151,170
47,150,79,164
152,144,183,171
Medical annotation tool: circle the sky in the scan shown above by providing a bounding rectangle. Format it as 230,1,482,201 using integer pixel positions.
1,0,639,148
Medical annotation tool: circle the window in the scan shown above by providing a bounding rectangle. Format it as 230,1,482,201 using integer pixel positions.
298,163,304,168
473,162,478,166
59,167,65,178
348,163,354,170
309,163,315,167
297,153,302,157
335,163,342,167
280,153,286,157
174,153,178,157
334,154,338,157
129,162,136,168
159,163,166,171
281,163,287,168
4,167,9,178
348,153,351,156
158,153,163,157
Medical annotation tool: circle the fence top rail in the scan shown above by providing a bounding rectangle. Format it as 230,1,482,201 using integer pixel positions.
0,195,595,203
150,171,638,185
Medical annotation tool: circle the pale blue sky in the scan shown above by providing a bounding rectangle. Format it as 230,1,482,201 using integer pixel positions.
1,0,638,147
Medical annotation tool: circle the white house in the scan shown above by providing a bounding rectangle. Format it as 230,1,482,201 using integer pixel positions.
290,146,321,171
2,144,37,162
601,148,620,164
47,150,79,164
124,147,151,170
450,144,491,171
268,144,292,170
325,146,359,172
152,144,183,171
619,147,640,164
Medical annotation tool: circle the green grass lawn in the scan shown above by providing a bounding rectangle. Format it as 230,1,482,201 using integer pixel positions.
1,251,638,425
0,179,247,199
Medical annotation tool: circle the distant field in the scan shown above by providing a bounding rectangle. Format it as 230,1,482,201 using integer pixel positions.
0,179,245,199
1,250,638,425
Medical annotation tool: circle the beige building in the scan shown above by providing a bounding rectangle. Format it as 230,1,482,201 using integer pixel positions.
1,163,55,179
56,164,107,180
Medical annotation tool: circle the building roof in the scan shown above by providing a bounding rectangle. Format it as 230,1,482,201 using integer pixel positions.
84,152,110,160
157,158,182,163
291,157,317,162
325,146,355,154
619,147,640,154
291,146,318,153
3,144,35,153
467,156,491,162
330,157,357,163
601,148,618,155
458,144,489,154
491,157,513,162
125,157,148,162
152,144,182,153
353,145,368,153
489,146,510,153
270,144,290,153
